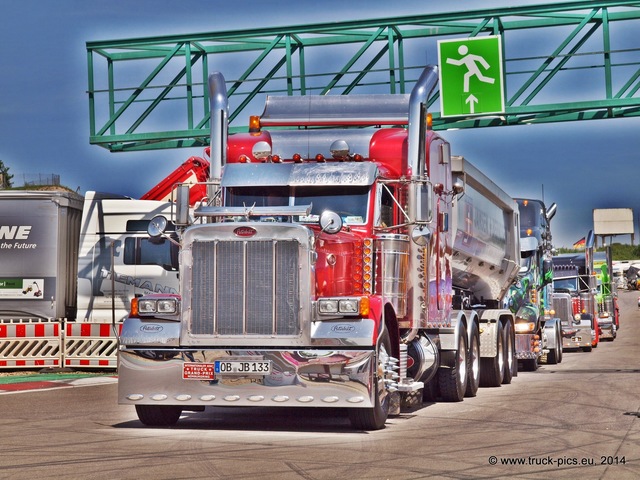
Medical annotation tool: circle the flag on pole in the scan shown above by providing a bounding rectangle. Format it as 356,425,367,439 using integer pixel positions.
572,237,586,249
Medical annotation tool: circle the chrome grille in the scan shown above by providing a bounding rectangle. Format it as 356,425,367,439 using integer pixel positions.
191,239,300,335
552,294,572,323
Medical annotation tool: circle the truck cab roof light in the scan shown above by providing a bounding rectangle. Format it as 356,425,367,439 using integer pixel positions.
353,153,364,162
249,115,261,133
238,154,250,163
293,153,303,163
271,154,282,163
315,154,325,162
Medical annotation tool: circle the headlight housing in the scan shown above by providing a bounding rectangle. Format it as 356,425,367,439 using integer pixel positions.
317,297,364,316
133,296,180,318
514,321,536,334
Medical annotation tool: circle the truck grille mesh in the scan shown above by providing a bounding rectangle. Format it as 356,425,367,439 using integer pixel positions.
552,294,572,323
191,240,300,335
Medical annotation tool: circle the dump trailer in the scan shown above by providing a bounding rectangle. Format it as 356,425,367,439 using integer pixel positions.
507,199,562,371
0,191,83,321
118,64,521,430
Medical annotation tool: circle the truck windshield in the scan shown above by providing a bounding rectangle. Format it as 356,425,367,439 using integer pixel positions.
293,185,369,224
225,185,370,224
553,277,578,292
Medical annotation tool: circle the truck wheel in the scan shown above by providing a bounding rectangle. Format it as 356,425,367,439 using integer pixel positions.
502,321,515,384
522,358,538,371
438,323,468,402
480,321,504,387
557,328,563,363
135,405,182,427
583,346,592,352
547,327,561,365
349,330,391,430
422,378,439,402
465,322,480,397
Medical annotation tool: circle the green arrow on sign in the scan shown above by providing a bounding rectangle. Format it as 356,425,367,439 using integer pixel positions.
437,35,505,117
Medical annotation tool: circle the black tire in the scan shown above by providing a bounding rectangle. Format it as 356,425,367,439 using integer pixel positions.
522,358,538,372
480,321,504,387
557,328,563,363
465,322,480,397
422,377,439,402
135,405,182,427
502,321,515,384
349,330,391,430
583,345,592,352
438,323,468,402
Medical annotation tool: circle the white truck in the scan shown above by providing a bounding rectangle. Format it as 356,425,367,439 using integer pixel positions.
117,64,522,430
0,190,178,324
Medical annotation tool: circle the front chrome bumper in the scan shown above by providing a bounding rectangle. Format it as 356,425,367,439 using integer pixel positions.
118,348,376,409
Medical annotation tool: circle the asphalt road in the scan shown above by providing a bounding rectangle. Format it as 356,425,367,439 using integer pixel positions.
0,292,638,480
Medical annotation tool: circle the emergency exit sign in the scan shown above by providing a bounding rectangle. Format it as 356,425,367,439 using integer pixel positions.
437,35,505,117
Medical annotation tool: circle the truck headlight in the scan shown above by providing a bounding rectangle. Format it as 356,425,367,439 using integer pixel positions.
137,298,178,315
318,298,361,316
514,322,536,333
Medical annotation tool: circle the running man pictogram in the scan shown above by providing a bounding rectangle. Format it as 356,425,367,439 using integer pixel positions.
446,45,495,93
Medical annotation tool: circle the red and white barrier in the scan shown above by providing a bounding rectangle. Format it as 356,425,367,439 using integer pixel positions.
0,321,62,368
63,323,122,369
0,320,122,370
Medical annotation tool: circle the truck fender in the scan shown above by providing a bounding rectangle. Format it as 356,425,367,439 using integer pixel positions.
439,310,469,368
543,317,561,350
477,309,513,358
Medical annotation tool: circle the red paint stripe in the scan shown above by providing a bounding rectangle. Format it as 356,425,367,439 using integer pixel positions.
100,324,111,337
0,381,71,392
35,324,45,337
81,324,92,336
16,325,26,337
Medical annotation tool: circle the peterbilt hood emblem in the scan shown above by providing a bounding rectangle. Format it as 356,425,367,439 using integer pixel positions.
331,324,355,333
234,226,257,237
140,324,164,333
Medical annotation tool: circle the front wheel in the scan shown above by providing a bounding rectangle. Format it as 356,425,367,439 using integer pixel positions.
438,323,468,402
546,326,562,365
480,321,504,387
522,358,538,371
135,405,182,427
349,330,392,430
465,322,480,397
502,321,516,384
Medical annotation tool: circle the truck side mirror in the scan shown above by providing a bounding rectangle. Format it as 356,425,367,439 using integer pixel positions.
414,182,432,223
175,184,190,226
543,258,553,285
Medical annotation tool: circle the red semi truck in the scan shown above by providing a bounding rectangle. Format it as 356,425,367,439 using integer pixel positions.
117,65,522,430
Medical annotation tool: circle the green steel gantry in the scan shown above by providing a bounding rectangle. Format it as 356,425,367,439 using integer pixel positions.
86,0,640,152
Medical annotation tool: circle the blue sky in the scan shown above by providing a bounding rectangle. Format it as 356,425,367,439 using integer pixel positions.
1,0,639,248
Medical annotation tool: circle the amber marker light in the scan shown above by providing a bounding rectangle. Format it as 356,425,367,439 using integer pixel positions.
249,115,261,133
360,296,370,316
130,297,139,317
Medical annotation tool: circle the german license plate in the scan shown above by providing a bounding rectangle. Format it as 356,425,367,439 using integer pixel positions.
214,360,271,375
572,336,582,342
